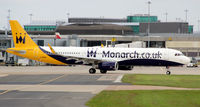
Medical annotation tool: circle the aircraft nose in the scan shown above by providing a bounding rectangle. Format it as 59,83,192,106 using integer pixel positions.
184,56,191,65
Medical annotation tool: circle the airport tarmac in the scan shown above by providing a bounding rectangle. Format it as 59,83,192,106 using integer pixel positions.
0,66,199,107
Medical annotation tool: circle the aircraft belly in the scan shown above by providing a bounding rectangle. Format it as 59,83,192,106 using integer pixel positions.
118,59,183,66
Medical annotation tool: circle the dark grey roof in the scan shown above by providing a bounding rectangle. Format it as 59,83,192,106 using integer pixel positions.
26,31,55,35
56,24,133,35
69,18,127,24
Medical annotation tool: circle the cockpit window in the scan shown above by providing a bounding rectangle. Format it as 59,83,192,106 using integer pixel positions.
175,53,184,56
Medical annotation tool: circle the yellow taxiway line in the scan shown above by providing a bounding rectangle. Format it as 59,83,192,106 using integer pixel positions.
0,74,67,95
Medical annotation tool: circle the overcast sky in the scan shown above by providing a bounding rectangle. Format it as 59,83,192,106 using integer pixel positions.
0,0,200,31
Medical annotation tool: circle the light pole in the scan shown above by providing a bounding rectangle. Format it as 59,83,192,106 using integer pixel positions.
184,9,189,22
176,18,181,22
7,9,11,32
67,13,70,23
29,14,33,24
147,0,151,48
198,19,200,32
165,12,168,22
3,26,7,37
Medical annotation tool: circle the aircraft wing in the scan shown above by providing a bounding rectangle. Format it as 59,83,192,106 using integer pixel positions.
52,53,102,64
65,55,102,64
47,44,102,64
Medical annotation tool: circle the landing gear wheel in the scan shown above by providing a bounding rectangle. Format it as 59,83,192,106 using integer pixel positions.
100,70,107,74
166,71,171,75
89,68,96,74
166,66,171,75
129,66,134,70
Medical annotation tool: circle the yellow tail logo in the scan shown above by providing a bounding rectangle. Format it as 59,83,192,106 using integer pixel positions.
10,20,37,48
16,34,26,44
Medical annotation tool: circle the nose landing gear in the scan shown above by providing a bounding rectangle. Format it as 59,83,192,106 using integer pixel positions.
166,66,171,75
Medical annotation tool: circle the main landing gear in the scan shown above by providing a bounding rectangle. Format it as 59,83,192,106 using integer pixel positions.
100,70,107,74
89,68,107,74
166,66,171,75
89,68,96,74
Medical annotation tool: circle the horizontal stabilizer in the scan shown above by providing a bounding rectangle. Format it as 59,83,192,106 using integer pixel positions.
6,49,26,54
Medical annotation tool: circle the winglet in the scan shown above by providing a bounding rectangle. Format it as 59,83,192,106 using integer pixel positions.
101,43,104,48
48,43,56,54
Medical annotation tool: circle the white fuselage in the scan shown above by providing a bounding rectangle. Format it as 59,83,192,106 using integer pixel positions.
40,47,190,66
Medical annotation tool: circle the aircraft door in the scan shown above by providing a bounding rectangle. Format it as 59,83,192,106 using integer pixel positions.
163,52,169,61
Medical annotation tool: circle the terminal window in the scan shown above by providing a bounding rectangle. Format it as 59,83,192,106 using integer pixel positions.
37,40,44,46
2,43,7,46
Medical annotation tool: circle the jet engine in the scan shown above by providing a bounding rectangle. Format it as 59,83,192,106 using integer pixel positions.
98,62,118,71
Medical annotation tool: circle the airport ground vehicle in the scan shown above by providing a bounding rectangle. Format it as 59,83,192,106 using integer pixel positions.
187,57,198,67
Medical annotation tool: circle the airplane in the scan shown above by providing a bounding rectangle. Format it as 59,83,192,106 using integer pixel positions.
5,20,190,75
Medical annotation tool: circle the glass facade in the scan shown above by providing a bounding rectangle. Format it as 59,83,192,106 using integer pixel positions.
132,26,140,34
188,25,193,34
37,40,44,46
127,16,158,23
24,25,56,31
127,16,158,34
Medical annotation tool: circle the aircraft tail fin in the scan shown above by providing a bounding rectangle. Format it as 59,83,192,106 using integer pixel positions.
9,20,38,48
55,32,61,39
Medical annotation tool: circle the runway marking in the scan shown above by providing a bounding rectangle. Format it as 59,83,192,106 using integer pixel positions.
98,75,119,81
160,67,164,72
39,74,67,85
0,74,9,77
0,74,67,96
0,98,50,100
114,74,124,83
0,90,11,95
106,85,200,91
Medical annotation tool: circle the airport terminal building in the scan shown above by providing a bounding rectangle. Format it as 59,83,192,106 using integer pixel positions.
0,15,199,65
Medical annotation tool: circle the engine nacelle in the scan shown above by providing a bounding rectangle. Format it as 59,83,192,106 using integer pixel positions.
98,62,118,71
